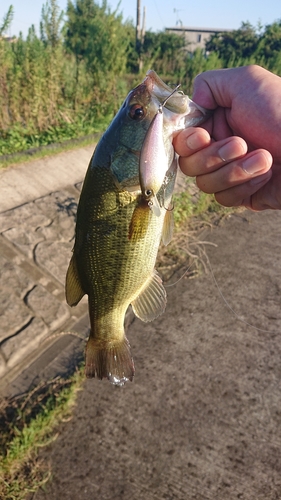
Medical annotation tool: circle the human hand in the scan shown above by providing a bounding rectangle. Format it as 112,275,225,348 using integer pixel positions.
174,65,281,211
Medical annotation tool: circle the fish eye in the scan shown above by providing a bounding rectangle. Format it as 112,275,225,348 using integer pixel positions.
129,104,145,120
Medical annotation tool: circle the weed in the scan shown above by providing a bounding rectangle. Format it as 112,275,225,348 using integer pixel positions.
173,179,229,228
0,370,84,500
0,114,111,157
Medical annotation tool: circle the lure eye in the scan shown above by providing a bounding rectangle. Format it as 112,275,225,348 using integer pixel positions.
129,104,145,120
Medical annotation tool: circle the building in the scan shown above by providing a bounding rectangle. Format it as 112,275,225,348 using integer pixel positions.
165,26,231,52
1,34,17,43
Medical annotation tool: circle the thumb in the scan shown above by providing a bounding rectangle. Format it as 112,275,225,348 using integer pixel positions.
192,69,237,109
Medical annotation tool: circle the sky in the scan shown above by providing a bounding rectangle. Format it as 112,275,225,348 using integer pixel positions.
1,0,281,38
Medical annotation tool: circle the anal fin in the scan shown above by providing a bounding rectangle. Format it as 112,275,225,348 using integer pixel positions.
65,254,85,306
131,270,167,322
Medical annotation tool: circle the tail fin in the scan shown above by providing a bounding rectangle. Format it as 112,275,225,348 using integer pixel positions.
85,335,135,386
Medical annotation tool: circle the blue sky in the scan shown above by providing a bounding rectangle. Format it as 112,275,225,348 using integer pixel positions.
1,0,281,38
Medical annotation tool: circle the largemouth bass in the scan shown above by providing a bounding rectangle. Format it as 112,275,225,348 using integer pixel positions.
65,70,207,385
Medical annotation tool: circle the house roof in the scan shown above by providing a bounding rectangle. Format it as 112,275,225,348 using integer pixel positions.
166,26,231,33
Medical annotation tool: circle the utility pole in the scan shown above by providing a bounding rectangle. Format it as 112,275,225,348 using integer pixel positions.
136,0,145,72
141,6,146,46
136,0,141,49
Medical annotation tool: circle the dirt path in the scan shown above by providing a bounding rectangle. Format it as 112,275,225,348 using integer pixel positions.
32,208,281,500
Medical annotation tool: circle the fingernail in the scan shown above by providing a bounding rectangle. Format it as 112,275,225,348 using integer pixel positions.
242,153,268,175
218,142,239,162
250,170,272,185
186,132,205,150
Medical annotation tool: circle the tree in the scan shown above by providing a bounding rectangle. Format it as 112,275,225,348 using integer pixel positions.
0,5,14,36
256,21,281,63
64,0,131,115
40,0,64,48
65,0,129,79
206,22,258,65
142,31,186,75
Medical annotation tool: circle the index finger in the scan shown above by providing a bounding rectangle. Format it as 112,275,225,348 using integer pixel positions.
173,127,211,157
178,136,248,177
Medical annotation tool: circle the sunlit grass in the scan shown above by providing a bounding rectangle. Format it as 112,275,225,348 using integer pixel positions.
0,134,100,170
173,179,230,228
0,369,85,500
0,114,111,169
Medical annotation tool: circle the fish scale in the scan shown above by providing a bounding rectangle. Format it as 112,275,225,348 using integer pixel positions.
82,169,163,298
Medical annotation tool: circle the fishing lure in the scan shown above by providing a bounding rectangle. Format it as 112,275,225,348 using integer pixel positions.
139,84,181,216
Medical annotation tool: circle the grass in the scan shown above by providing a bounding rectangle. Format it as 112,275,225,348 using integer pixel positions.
156,177,235,283
0,114,112,170
0,370,85,500
173,181,230,227
0,134,100,170
0,133,102,170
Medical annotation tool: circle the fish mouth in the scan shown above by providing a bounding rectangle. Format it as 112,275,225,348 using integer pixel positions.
145,70,177,94
144,69,210,127
144,70,189,114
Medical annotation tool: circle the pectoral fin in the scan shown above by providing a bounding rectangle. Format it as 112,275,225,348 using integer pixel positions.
131,270,167,322
129,198,151,241
65,254,85,306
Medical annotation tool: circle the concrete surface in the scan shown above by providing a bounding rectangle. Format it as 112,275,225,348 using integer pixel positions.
0,146,95,397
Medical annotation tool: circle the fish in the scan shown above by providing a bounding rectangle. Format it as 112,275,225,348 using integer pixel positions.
65,70,208,386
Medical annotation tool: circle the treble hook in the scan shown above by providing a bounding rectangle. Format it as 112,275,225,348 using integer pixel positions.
161,84,181,109
163,200,174,212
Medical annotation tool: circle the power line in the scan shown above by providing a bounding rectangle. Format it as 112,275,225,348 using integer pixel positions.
152,0,165,27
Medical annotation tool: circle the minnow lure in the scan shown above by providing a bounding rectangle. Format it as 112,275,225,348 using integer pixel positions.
139,85,181,216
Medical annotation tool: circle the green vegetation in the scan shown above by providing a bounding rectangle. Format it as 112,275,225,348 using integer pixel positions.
0,369,85,500
206,20,281,71
0,114,107,156
173,185,224,227
0,0,133,156
2,0,281,157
